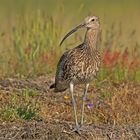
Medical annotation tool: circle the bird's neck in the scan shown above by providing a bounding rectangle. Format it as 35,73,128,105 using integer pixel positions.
84,28,99,51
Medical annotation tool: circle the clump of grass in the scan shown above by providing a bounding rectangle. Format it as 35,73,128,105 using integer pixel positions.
22,89,39,98
0,89,40,122
0,106,17,121
1,104,36,121
17,104,36,120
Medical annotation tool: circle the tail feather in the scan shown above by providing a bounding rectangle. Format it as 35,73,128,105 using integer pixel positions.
50,83,55,89
50,82,68,92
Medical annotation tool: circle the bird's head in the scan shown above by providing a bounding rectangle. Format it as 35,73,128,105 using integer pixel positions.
59,16,99,46
84,16,99,29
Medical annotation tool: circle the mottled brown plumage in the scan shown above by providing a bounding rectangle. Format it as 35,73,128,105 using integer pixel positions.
50,16,100,133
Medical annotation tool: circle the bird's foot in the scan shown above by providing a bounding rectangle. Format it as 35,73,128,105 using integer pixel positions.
79,124,89,132
71,125,82,134
71,124,87,134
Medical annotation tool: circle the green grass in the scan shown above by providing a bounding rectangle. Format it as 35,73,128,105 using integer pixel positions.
0,89,39,121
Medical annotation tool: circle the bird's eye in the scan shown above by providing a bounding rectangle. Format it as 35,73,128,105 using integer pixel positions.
91,19,95,22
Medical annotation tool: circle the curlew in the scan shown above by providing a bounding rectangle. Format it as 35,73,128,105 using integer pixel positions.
50,16,100,133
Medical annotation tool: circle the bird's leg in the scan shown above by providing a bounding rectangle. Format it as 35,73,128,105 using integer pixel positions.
80,83,89,128
70,82,80,133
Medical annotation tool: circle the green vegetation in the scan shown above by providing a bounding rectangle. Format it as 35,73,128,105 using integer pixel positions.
0,89,39,121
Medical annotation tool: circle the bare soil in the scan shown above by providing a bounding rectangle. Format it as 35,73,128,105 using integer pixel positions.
0,76,140,140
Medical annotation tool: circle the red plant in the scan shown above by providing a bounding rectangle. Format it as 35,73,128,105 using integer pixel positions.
41,51,49,63
120,48,128,67
102,48,120,69
129,56,139,71
102,48,111,67
110,49,120,65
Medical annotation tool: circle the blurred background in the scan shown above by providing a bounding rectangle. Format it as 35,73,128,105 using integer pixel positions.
0,0,140,82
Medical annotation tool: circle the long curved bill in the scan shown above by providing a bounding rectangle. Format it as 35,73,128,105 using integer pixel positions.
59,23,85,46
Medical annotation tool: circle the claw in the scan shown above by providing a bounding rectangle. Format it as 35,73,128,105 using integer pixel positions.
71,125,81,134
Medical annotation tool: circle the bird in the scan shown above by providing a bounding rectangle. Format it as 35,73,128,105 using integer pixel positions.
50,16,100,133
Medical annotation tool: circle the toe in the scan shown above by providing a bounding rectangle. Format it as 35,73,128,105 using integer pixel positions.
71,126,81,134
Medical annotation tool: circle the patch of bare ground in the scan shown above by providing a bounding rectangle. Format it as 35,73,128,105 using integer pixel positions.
0,121,140,140
0,76,140,140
